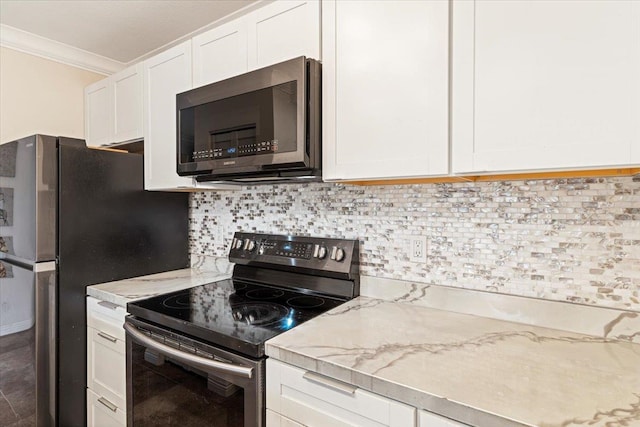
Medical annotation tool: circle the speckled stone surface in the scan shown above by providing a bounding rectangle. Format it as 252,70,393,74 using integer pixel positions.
87,256,232,307
361,276,640,343
267,282,640,427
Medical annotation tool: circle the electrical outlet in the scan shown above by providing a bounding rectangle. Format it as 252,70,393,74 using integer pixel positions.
410,236,427,262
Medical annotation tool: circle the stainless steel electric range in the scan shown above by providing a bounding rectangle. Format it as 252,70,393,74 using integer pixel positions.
124,232,360,427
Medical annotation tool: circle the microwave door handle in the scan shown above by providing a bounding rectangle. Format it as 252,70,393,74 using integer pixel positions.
124,322,253,379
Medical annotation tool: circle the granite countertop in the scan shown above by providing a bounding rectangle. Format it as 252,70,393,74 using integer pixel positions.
87,256,233,307
266,279,640,427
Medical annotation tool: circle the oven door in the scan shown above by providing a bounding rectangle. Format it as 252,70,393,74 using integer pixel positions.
124,318,264,427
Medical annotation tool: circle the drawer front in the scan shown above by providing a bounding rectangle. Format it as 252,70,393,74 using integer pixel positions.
266,409,305,427
267,359,416,427
87,326,126,409
87,296,127,341
87,388,126,427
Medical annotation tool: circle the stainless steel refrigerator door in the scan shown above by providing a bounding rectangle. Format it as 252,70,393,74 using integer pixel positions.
0,258,56,426
1,135,57,263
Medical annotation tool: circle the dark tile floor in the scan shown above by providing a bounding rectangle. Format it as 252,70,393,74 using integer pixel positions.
0,328,35,427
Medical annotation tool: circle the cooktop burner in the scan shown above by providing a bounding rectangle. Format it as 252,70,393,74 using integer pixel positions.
245,288,285,300
161,294,193,309
287,296,325,309
232,302,289,325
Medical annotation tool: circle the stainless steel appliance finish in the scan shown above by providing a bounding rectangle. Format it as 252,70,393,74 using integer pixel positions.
176,56,321,184
125,232,360,427
0,135,190,426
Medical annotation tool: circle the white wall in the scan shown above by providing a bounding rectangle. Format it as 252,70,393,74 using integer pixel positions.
0,46,104,144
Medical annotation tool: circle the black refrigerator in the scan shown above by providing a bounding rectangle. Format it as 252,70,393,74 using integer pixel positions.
0,135,190,426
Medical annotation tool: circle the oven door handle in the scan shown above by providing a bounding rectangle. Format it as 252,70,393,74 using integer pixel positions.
124,322,253,379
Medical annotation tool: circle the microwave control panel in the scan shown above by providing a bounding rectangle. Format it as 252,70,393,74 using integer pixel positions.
192,140,278,161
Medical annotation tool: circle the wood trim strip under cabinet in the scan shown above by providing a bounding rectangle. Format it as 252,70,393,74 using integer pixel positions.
344,168,640,186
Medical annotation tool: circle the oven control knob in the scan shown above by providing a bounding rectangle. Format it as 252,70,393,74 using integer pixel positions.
317,246,327,259
234,238,244,250
335,247,346,262
244,240,256,251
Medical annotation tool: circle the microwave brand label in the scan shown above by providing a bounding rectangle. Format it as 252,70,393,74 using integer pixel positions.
223,161,236,166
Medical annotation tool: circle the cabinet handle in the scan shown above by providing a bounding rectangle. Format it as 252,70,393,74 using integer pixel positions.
97,300,119,310
97,331,118,343
97,397,118,412
302,371,358,394
124,322,253,379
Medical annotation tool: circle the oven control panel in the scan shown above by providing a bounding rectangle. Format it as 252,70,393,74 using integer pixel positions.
229,232,359,277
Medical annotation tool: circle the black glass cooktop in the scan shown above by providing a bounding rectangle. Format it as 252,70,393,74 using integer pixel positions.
127,279,347,358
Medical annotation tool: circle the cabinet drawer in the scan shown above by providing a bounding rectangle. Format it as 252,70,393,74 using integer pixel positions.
87,296,127,341
87,326,126,409
267,359,415,427
87,388,126,427
266,409,305,427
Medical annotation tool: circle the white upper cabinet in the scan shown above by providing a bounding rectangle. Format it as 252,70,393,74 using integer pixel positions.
322,0,450,181
452,0,640,174
143,41,196,191
84,79,112,147
84,64,143,147
193,0,320,90
192,18,249,87
248,0,321,70
112,63,143,143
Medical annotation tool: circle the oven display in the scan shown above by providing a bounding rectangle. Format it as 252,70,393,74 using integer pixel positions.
261,241,312,259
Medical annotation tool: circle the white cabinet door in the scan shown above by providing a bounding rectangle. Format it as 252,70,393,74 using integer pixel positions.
266,409,305,427
85,64,143,146
267,359,416,427
87,388,126,427
87,327,126,411
322,0,449,181
452,0,640,174
248,0,321,70
112,63,143,143
192,18,249,87
418,410,468,427
143,41,196,191
86,297,127,426
84,79,112,146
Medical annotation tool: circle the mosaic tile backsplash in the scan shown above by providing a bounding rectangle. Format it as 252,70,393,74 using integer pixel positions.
190,176,640,311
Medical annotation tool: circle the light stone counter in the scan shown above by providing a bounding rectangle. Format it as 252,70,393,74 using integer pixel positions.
266,277,640,427
87,256,233,307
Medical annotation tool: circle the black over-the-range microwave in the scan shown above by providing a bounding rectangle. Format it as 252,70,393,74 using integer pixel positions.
176,56,321,184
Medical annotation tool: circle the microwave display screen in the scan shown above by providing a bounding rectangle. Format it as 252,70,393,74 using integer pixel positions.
180,81,297,164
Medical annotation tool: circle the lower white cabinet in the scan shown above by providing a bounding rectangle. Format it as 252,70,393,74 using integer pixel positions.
266,409,305,427
267,359,416,426
267,359,470,427
87,388,126,427
86,296,127,427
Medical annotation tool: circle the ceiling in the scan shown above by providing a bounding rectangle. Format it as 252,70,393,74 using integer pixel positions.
0,0,257,65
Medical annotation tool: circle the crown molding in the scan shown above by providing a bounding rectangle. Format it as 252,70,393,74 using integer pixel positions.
0,24,125,75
